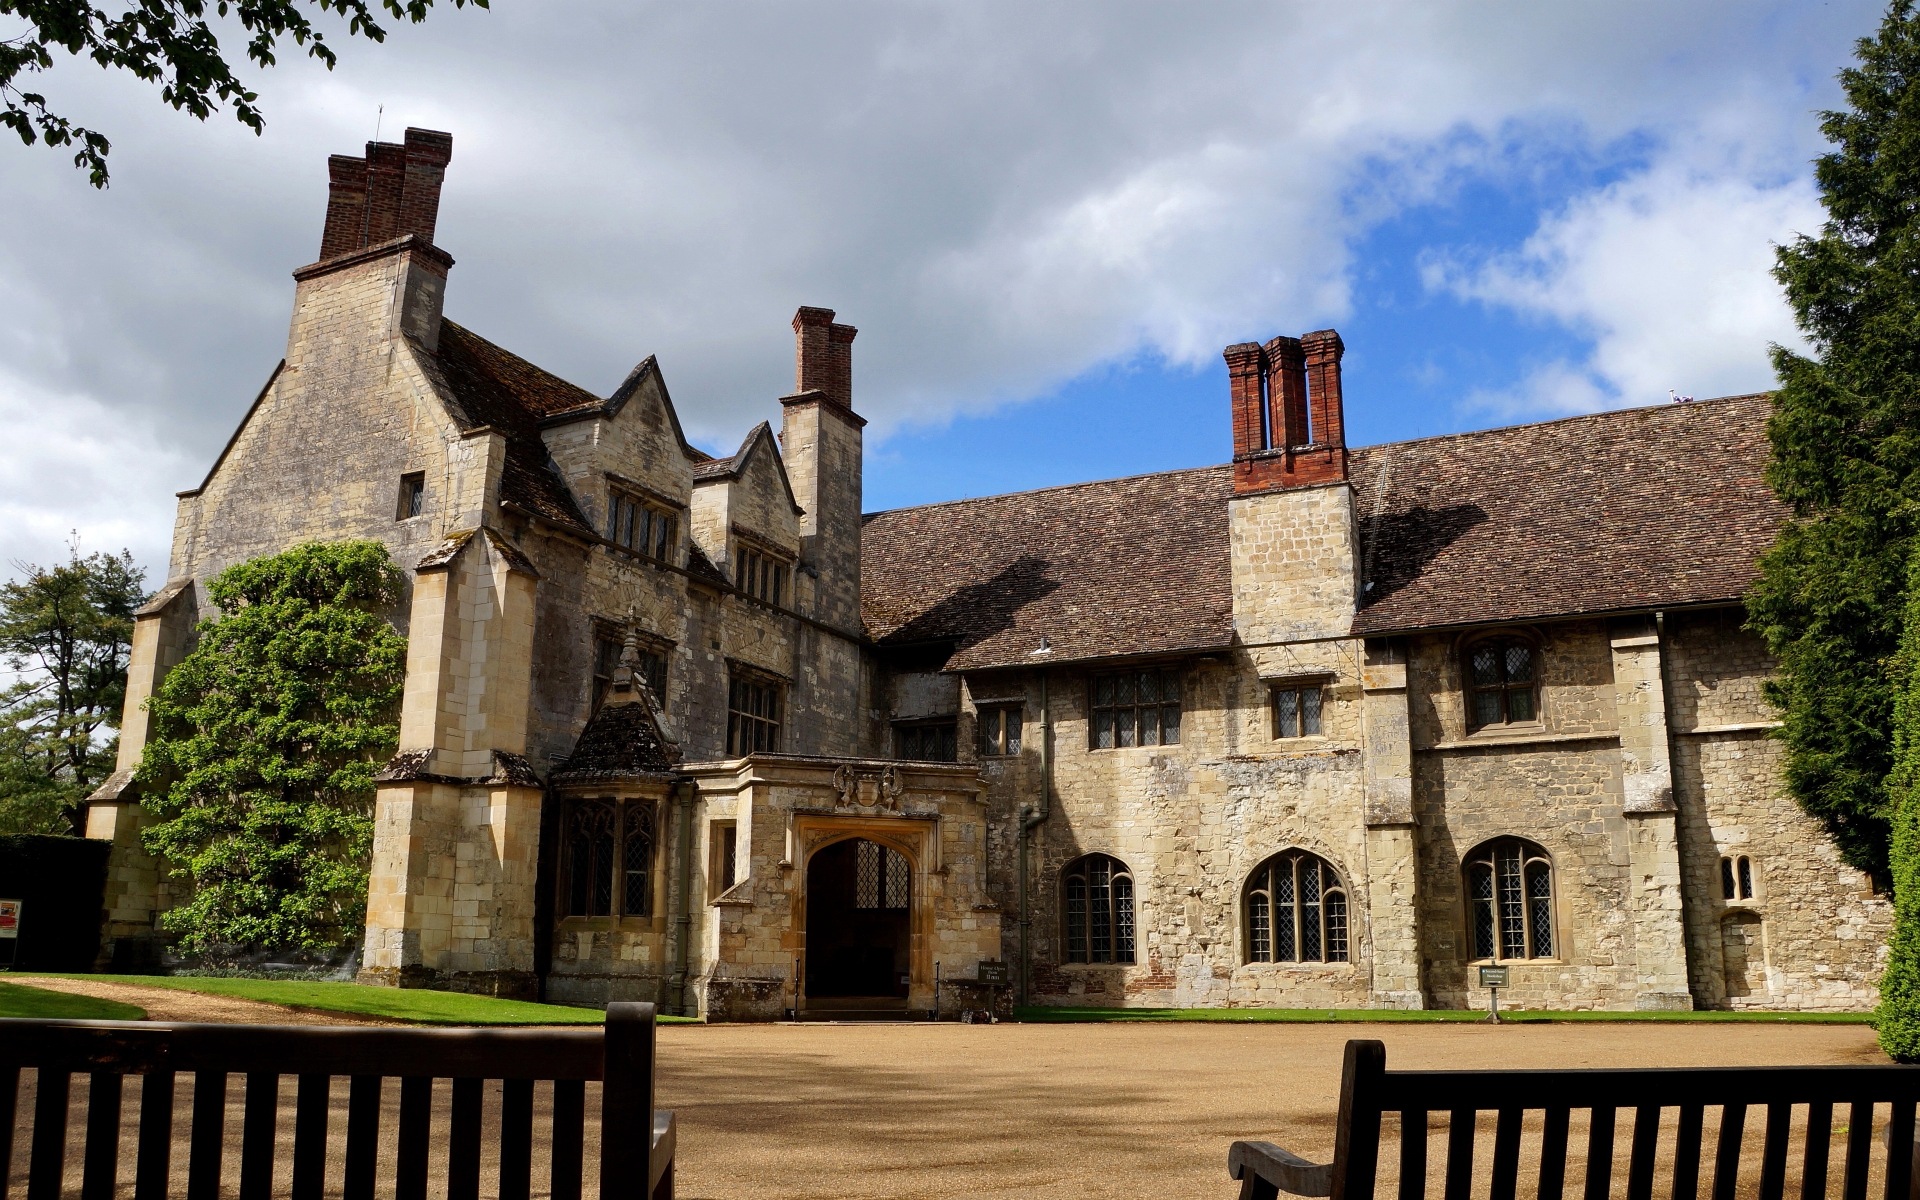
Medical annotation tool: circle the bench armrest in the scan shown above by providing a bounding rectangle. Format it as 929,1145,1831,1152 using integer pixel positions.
651,1110,676,1195
1228,1140,1333,1199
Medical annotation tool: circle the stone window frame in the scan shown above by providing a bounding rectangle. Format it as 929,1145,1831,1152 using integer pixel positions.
605,479,681,565
1463,836,1558,963
1088,668,1183,750
731,530,794,608
589,620,672,713
1062,853,1136,965
395,471,426,521
559,797,658,922
892,717,958,762
1268,672,1333,741
709,820,739,900
977,704,1024,757
1460,631,1545,734
1243,849,1351,965
1720,854,1760,904
725,665,784,756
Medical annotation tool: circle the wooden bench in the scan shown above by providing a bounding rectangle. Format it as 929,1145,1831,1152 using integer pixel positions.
1,999,674,1200
1231,1038,1920,1200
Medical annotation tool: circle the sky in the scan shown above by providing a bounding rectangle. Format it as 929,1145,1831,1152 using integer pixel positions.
0,0,1884,585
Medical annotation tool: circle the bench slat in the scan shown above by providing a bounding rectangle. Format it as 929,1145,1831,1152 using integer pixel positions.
1799,1102,1831,1200
343,1074,380,1200
1885,1101,1915,1200
1844,1100,1873,1200
396,1076,431,1200
499,1077,534,1200
1383,1067,1920,1113
1672,1103,1705,1200
1626,1105,1658,1200
1709,1101,1745,1200
1443,1109,1474,1200
1537,1106,1569,1200
1398,1111,1426,1200
551,1077,586,1200
1491,1108,1523,1200
81,1071,122,1200
1757,1102,1790,1200
239,1071,277,1200
291,1073,328,1200
134,1071,174,1200
448,1077,483,1200
186,1070,225,1200
28,1069,70,1200
1583,1106,1615,1200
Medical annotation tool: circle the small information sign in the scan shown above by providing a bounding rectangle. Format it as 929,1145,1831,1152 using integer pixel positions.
0,899,19,969
976,960,1009,986
1477,964,1509,989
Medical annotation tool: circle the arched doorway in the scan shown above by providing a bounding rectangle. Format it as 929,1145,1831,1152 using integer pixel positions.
806,838,911,1009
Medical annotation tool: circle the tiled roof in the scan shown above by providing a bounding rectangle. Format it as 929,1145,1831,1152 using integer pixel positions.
1350,393,1782,635
553,699,678,783
860,466,1237,671
858,394,1784,667
692,456,735,481
427,321,597,531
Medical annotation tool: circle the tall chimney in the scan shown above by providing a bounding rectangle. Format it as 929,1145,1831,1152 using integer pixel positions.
781,306,866,637
317,127,454,263
1227,327,1348,495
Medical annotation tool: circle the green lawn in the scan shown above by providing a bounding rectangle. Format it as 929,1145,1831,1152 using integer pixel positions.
1014,1005,1875,1025
23,975,695,1026
0,979,145,1021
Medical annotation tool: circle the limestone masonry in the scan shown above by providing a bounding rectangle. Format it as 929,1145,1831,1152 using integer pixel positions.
85,129,1888,1016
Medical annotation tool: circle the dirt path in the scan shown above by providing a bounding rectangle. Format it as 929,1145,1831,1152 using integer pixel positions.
10,975,399,1025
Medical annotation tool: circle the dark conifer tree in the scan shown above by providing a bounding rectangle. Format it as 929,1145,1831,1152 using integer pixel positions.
1750,0,1920,887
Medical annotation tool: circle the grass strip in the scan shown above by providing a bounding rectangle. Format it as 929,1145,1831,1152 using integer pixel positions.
24,974,698,1026
0,979,145,1021
1014,1005,1875,1025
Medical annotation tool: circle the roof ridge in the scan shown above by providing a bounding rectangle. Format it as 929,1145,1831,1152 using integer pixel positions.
1354,392,1771,458
863,462,1231,520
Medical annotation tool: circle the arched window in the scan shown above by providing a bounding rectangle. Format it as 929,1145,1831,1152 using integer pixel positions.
1063,854,1135,964
564,799,657,918
1465,838,1555,961
1245,851,1349,963
623,804,655,917
1465,637,1538,728
1720,855,1755,901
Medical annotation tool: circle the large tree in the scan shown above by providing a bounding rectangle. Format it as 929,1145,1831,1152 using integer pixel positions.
137,540,405,960
0,547,145,835
1748,0,1920,886
1,0,487,187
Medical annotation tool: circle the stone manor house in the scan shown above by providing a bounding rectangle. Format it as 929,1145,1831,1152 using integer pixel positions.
85,128,1890,1017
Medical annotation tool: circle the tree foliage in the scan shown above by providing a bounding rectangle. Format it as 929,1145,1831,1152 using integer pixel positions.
137,540,406,959
1878,552,1920,1060
1,0,486,188
0,546,145,835
1748,0,1920,885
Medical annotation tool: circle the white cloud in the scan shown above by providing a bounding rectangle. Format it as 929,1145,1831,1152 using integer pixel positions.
1427,150,1822,417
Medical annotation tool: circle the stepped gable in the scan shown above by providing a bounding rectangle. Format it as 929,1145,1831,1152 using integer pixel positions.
1349,393,1784,635
426,320,597,532
860,465,1237,671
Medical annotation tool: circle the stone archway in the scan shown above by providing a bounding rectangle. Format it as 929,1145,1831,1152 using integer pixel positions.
805,837,912,1008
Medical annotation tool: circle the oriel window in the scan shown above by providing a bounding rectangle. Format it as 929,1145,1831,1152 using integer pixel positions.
1466,838,1555,961
608,489,678,564
895,721,957,762
979,706,1023,757
1063,854,1135,964
1245,851,1348,963
1468,638,1538,727
726,676,781,755
1091,669,1182,749
563,799,655,918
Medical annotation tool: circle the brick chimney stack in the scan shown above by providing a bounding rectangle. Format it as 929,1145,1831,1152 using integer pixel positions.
792,306,858,409
1224,327,1348,495
319,127,454,262
780,306,866,633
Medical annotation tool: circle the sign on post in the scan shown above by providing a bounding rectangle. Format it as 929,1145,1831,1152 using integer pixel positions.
1478,963,1508,1023
976,960,1009,986
0,899,19,970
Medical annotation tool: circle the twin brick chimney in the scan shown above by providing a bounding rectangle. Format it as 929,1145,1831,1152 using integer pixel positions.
1224,329,1348,495
318,127,455,261
791,306,859,408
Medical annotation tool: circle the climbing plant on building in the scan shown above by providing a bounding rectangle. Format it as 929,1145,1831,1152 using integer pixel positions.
1877,551,1920,1060
1749,0,1920,887
0,0,488,187
136,540,406,960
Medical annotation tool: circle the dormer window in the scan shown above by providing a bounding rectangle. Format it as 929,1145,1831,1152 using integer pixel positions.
608,490,677,563
737,548,788,606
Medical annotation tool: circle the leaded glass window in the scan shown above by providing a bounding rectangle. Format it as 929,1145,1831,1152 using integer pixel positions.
607,490,678,563
895,722,957,761
980,707,1023,757
622,805,654,917
564,800,657,919
1063,854,1135,963
1244,852,1348,963
727,676,781,755
1467,639,1538,728
854,840,909,910
1091,670,1181,749
1465,837,1555,961
1273,684,1325,739
1721,855,1756,901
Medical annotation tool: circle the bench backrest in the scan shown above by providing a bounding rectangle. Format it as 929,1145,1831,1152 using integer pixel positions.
0,1000,669,1200
1324,1037,1920,1200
